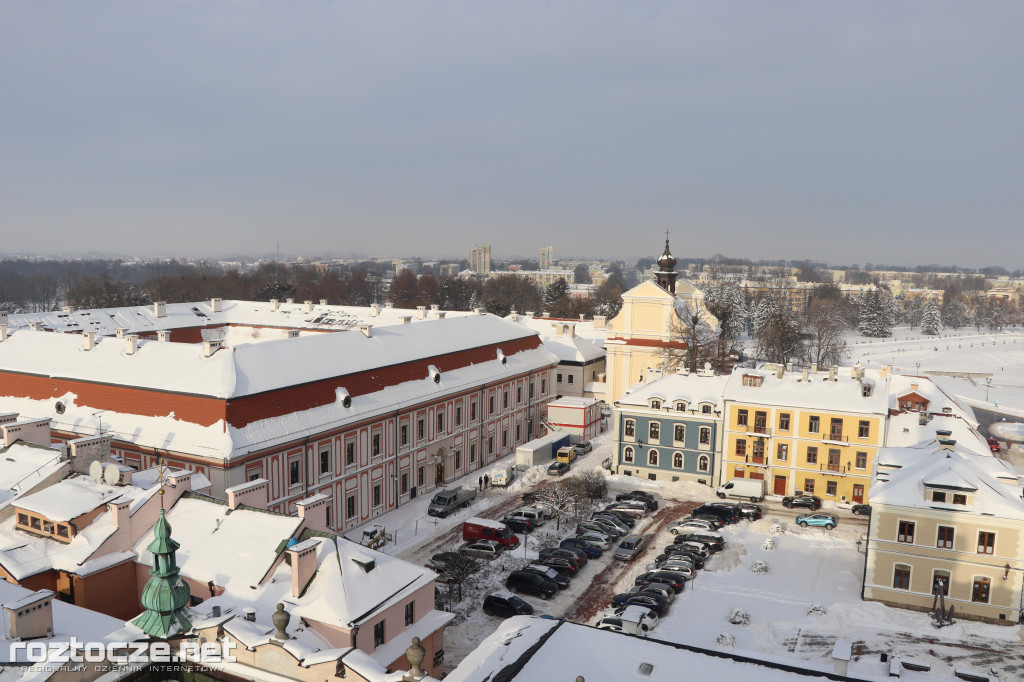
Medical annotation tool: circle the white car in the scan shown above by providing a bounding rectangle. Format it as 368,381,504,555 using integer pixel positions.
595,605,658,635
576,532,613,550
668,520,716,534
601,604,660,629
650,560,696,580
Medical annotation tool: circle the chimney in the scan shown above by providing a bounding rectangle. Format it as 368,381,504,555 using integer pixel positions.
910,383,919,391
287,538,322,598
211,605,221,617
416,306,426,319
358,324,373,338
203,340,223,357
303,300,313,313
510,313,519,322
436,312,446,319
811,362,818,373
938,439,956,451
226,478,268,510
319,299,327,306
115,328,128,338
81,331,96,350
525,311,536,319
68,435,111,474
4,590,55,640
210,297,223,312
0,312,6,326
0,325,7,342
786,363,793,372
369,304,379,317
62,305,75,313
243,608,256,622
124,334,139,355
475,307,485,315
593,315,606,328
935,429,952,442
554,323,564,336
156,330,171,342
153,301,166,318
285,329,300,339
109,500,131,530
567,323,576,338
828,367,837,382
296,495,331,533
430,304,439,312
29,322,43,332
802,368,809,382
270,299,280,311
286,298,294,305
776,366,784,379
384,301,394,309
2,418,52,448
579,314,586,321
400,316,412,325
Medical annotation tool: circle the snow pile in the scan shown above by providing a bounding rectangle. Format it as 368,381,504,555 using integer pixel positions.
727,609,750,626
715,633,736,647
760,538,776,551
768,523,785,536
750,560,769,575
807,604,827,616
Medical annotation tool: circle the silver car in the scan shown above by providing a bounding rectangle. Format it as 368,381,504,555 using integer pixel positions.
615,535,646,561
576,532,613,550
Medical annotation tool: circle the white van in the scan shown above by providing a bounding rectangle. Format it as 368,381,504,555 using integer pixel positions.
490,463,515,488
716,478,765,502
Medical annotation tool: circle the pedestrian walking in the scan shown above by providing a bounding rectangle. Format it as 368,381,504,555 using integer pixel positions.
478,476,483,490
484,474,490,489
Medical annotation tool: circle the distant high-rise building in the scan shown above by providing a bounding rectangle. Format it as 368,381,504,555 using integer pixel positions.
470,244,491,275
539,245,554,270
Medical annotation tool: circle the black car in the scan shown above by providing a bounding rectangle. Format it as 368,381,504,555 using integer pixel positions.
657,547,705,569
522,491,543,505
693,502,740,524
522,564,571,589
615,490,659,510
610,592,669,616
670,538,711,557
634,570,687,593
536,556,578,575
678,532,725,551
736,503,763,520
782,494,822,510
598,509,637,527
506,570,558,599
538,547,588,566
852,504,871,516
482,593,535,618
502,516,535,534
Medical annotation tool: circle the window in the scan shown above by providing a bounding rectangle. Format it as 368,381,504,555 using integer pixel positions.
541,377,546,393
346,441,355,466
401,473,409,494
488,436,494,453
517,387,522,403
972,577,991,604
650,399,661,410
858,420,870,438
30,517,40,530
516,424,521,442
806,447,818,465
374,621,386,648
17,514,27,526
803,478,815,493
557,373,563,383
248,468,263,482
673,424,685,443
978,531,995,555
437,413,444,432
649,422,660,440
952,494,967,505
347,495,356,519
57,525,69,538
778,413,791,431
675,401,687,411
698,455,709,472
489,396,495,414
325,506,331,526
855,451,867,469
897,520,915,544
529,382,534,398
418,419,425,440
502,430,508,448
568,375,574,384
737,409,748,426
418,467,424,486
470,444,476,463
623,447,634,463
43,521,54,534
829,418,843,439
699,427,711,444
827,449,840,470
624,420,636,437
503,391,508,408
456,406,462,426
752,440,764,459
404,602,415,626
937,526,954,549
932,571,950,596
754,411,767,433
735,440,746,456
932,490,946,503
320,448,330,475
372,484,382,508
454,450,461,470
471,402,477,421
289,459,301,486
777,443,789,461
648,450,658,466
893,564,911,590
826,481,837,496
701,403,713,414
372,433,381,456
401,425,409,446
808,416,820,434
673,452,683,468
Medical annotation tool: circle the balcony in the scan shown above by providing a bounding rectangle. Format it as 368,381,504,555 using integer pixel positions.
745,427,772,438
750,455,766,465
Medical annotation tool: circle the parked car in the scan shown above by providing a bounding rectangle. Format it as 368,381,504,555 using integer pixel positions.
560,537,603,558
615,535,646,561
651,559,696,580
692,502,740,524
685,514,726,528
670,538,710,557
594,511,635,530
517,505,550,523
536,555,579,575
427,486,478,518
657,547,705,569
482,592,535,618
501,515,535,534
576,532,613,550
596,605,658,635
634,570,687,593
782,494,822,510
602,603,660,627
677,531,724,552
987,436,1001,452
628,581,676,604
615,490,658,510
547,461,571,476
539,547,588,566
736,503,764,520
796,513,837,530
851,504,872,516
573,440,593,454
603,502,646,518
463,518,521,549
610,592,669,617
578,520,622,538
506,570,558,599
522,564,570,589
458,540,505,560
668,519,717,535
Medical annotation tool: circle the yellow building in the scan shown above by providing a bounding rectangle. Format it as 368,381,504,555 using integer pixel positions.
721,365,888,502
864,438,1024,624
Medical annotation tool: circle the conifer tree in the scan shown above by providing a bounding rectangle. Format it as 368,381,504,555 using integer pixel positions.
920,302,943,335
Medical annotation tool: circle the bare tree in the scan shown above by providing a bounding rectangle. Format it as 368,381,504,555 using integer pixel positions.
660,298,719,373
429,551,481,602
803,299,849,368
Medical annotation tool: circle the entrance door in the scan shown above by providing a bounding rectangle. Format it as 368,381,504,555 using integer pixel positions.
774,475,788,495
435,462,444,486
852,484,865,503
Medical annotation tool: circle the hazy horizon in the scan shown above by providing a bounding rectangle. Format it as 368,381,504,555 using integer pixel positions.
2,2,1022,267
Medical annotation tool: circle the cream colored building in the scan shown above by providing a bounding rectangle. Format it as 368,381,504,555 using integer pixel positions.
863,437,1024,625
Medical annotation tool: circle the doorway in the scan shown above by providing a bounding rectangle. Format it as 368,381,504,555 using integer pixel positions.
774,475,788,495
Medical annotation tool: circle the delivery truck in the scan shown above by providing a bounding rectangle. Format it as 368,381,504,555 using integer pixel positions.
515,432,572,470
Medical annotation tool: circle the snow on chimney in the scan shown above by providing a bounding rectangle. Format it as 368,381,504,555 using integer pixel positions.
82,331,97,350
358,324,373,338
303,300,313,313
29,322,42,331
0,325,7,342
295,494,331,533
2,418,52,448
369,304,379,317
939,439,956,451
400,316,412,325
285,329,300,339
153,301,166,318
203,340,223,357
115,328,128,339
210,297,223,312
270,299,280,311
416,306,426,319
287,538,322,598
156,330,171,342
109,499,131,530
226,478,268,510
124,334,139,355
4,590,54,640
593,315,606,328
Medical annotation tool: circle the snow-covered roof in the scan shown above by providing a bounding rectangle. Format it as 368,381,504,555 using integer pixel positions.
0,442,66,512
15,475,147,522
722,366,889,415
871,441,1024,519
0,510,117,580
130,466,212,493
887,374,977,425
884,412,988,450
533,333,605,364
546,396,600,409
505,314,609,349
617,372,729,411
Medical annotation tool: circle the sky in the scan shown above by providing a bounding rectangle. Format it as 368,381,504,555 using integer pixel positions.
1,2,1022,268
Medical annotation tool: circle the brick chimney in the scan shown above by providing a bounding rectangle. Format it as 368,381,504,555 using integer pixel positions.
295,494,331,533
69,435,111,474
109,499,131,530
226,478,269,510
286,539,322,598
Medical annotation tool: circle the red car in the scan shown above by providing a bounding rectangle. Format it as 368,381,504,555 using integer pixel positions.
988,437,1001,453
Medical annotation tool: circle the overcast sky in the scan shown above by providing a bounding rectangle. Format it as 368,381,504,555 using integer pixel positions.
2,2,1022,267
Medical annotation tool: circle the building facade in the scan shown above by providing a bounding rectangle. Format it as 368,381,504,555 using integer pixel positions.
469,244,491,275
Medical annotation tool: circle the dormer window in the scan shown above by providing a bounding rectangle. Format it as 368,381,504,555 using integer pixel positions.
675,402,687,412
650,399,662,410
701,403,713,414
742,374,763,387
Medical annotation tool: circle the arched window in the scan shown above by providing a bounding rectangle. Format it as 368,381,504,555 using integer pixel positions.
623,447,634,463
648,450,659,466
624,420,635,437
698,455,710,472
673,452,683,469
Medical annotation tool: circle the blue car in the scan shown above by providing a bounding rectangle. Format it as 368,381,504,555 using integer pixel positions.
560,537,602,558
796,513,837,530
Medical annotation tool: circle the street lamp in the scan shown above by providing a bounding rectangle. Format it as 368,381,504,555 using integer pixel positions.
986,377,992,402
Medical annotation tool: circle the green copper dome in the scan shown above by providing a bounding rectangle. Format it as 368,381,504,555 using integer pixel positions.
132,509,192,638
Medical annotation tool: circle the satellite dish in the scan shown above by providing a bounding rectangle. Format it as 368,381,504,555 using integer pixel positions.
103,463,121,486
89,460,104,483
55,401,65,415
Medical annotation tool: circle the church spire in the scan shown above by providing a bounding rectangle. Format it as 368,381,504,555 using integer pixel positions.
654,232,678,294
132,509,192,638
